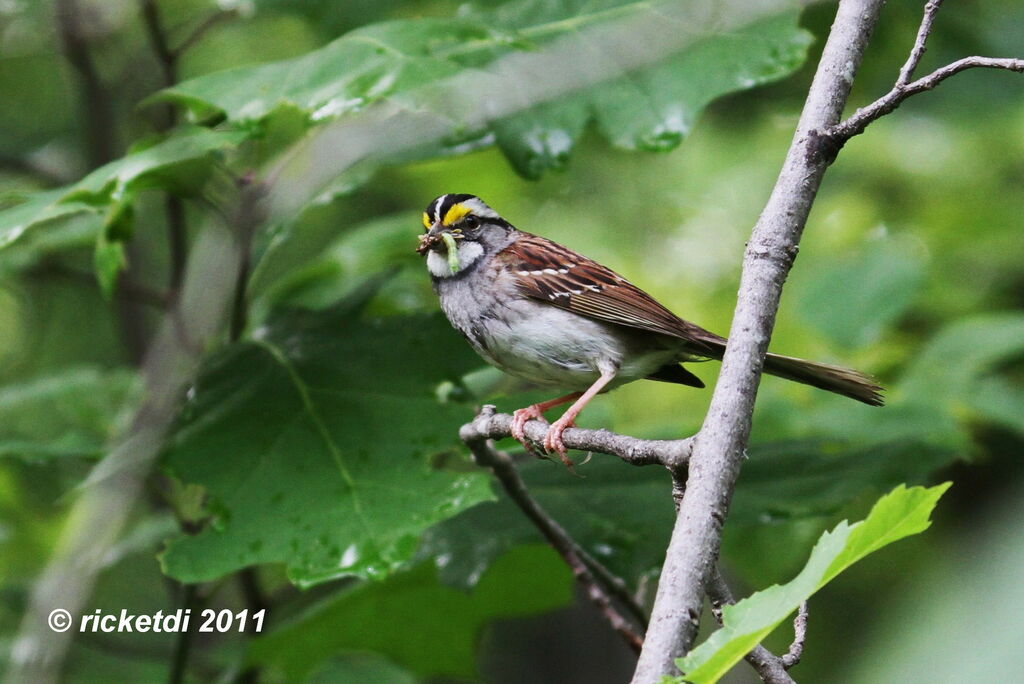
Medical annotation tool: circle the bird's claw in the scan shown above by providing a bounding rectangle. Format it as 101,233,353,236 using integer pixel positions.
510,405,579,473
511,405,548,459
543,418,576,471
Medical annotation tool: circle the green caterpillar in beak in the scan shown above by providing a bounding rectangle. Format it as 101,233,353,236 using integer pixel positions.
441,232,460,274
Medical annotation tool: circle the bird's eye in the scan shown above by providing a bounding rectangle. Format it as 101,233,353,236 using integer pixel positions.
464,215,479,230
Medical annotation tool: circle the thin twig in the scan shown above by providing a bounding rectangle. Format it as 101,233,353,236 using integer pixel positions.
821,1,1024,158
897,0,943,85
173,9,240,59
781,602,808,670
461,407,646,653
464,409,692,471
825,55,1024,149
575,544,649,632
705,571,797,684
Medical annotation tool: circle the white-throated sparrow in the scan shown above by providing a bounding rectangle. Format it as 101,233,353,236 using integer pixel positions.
418,193,883,466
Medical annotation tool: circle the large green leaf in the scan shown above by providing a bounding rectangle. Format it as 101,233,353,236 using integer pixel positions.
0,366,138,461
674,483,950,684
801,312,1024,453
159,1,811,177
0,128,245,260
418,437,953,590
249,545,574,681
898,312,1024,435
160,298,492,586
791,234,926,349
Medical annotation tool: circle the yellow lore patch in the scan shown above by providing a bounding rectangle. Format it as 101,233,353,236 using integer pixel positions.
442,203,472,226
422,212,431,230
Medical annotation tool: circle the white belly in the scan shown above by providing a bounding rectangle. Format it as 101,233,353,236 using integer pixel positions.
471,298,676,390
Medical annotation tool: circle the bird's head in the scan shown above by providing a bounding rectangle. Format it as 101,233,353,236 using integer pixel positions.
417,194,512,278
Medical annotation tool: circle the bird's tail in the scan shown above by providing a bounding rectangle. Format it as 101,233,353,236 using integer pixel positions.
762,352,884,406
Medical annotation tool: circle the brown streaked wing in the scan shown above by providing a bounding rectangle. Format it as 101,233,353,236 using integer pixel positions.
498,233,722,351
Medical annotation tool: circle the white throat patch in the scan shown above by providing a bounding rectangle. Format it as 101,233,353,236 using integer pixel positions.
427,240,484,278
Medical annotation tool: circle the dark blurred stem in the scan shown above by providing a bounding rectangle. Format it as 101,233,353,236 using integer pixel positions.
139,0,189,293
238,568,268,614
56,0,151,364
232,569,267,684
229,246,251,340
140,0,177,93
176,9,240,57
167,584,203,684
56,0,116,168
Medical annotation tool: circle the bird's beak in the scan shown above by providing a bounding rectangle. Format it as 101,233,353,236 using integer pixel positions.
416,223,461,255
416,222,441,255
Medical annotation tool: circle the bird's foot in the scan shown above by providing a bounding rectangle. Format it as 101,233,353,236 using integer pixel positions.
511,405,548,458
543,417,577,470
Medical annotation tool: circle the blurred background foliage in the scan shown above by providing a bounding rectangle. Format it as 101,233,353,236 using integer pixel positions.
0,0,1022,682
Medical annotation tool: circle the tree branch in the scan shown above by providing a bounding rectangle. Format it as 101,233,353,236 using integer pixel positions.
820,0,1024,158
671,477,797,683
462,408,797,679
461,407,648,652
463,408,692,471
630,2,887,681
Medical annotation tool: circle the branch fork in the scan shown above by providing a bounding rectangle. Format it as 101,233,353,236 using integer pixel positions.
815,0,1024,163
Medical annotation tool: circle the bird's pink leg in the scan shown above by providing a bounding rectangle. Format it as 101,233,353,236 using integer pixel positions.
543,370,617,468
511,392,581,456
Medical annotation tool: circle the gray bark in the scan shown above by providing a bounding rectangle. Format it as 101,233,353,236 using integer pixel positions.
630,1,887,681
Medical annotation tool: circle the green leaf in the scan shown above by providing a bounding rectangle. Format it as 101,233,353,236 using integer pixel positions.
418,457,674,589
792,234,926,349
0,366,138,461
160,298,492,586
898,312,1024,428
93,233,127,300
158,2,811,178
674,483,951,684
419,437,955,590
728,440,956,524
0,127,245,258
249,545,574,681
